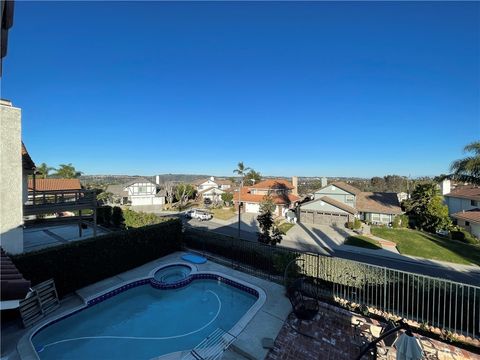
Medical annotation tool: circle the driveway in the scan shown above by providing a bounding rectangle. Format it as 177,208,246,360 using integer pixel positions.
283,223,354,252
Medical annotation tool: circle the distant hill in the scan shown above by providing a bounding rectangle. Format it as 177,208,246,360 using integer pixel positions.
80,174,212,186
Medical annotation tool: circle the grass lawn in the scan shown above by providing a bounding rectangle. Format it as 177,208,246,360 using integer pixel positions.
371,227,480,266
210,207,236,220
345,235,382,250
278,222,295,234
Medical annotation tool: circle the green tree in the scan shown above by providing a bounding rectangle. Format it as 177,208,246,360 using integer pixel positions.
257,196,282,246
403,183,452,233
175,183,195,210
221,192,233,206
111,206,125,228
97,191,113,204
449,141,480,185
54,163,83,178
259,196,276,214
244,169,262,186
37,163,55,179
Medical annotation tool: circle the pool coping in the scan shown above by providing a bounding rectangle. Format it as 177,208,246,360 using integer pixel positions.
17,261,266,360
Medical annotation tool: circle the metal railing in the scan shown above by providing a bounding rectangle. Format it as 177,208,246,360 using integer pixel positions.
184,227,480,340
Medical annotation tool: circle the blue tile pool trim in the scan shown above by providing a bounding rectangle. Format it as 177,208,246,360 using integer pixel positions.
31,273,259,344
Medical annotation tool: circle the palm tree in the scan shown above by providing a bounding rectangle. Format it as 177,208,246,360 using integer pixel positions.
449,141,480,185
54,163,83,179
233,162,251,238
37,163,55,179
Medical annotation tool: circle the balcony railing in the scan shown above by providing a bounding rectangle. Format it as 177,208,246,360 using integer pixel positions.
184,227,480,341
24,189,97,216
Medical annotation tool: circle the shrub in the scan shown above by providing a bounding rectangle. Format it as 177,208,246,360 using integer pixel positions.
12,219,182,297
96,205,112,226
111,206,125,228
354,218,362,230
123,209,167,228
392,214,409,229
346,219,362,230
451,229,479,245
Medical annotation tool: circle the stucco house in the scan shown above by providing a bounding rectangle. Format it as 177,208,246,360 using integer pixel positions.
233,178,300,217
106,178,165,207
444,182,480,238
194,177,234,192
299,181,403,226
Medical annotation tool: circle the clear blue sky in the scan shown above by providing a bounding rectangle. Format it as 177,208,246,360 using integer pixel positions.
3,1,479,178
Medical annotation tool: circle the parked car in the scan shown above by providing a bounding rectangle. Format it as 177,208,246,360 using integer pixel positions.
203,198,212,205
184,210,194,219
190,209,212,221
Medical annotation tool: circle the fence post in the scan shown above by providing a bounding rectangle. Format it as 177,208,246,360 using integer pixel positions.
383,267,387,312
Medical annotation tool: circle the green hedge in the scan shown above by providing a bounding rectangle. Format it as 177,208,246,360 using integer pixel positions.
451,229,479,245
12,219,182,297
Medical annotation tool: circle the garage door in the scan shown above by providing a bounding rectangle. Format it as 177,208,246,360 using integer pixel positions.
245,202,260,213
300,210,348,226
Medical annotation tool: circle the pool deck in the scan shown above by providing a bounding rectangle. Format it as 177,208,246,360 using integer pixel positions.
15,251,291,360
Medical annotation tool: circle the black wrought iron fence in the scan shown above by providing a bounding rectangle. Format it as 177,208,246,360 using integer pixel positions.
183,227,480,340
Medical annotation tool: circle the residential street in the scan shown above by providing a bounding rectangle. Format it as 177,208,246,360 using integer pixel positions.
185,217,480,287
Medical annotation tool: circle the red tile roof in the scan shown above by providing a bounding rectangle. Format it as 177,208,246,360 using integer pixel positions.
445,186,480,201
28,178,82,192
21,142,36,171
233,187,299,205
452,208,480,224
356,192,403,215
1,248,31,301
250,179,294,190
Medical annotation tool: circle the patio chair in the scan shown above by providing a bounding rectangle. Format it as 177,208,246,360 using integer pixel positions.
286,279,319,321
375,321,398,360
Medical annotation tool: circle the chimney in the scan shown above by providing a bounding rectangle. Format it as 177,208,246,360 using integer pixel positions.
292,176,298,196
155,175,160,185
441,179,451,195
321,177,327,188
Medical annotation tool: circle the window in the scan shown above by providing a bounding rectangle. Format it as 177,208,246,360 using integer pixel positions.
471,200,479,207
466,221,470,226
346,195,354,203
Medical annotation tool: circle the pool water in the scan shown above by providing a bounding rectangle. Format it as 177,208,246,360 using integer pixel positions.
154,265,191,284
32,280,256,360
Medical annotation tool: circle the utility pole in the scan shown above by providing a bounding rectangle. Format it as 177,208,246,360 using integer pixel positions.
238,178,243,239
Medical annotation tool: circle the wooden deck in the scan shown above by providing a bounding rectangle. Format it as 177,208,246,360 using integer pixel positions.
23,189,97,216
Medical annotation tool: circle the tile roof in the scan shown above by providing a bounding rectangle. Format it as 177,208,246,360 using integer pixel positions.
1,248,31,301
452,208,480,224
356,192,403,214
319,196,358,215
250,179,294,190
445,186,480,201
28,178,82,192
21,142,36,171
105,184,128,197
233,187,300,205
330,181,362,195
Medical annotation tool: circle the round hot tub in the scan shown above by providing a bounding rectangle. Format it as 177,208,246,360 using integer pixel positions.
153,264,192,284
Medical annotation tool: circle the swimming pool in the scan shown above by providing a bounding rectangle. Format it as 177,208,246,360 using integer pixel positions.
30,268,264,360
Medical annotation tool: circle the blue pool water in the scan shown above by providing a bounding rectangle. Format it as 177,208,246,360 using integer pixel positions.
32,279,257,359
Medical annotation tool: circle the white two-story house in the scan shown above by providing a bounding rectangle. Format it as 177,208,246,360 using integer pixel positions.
443,180,480,239
194,176,234,203
106,178,165,207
